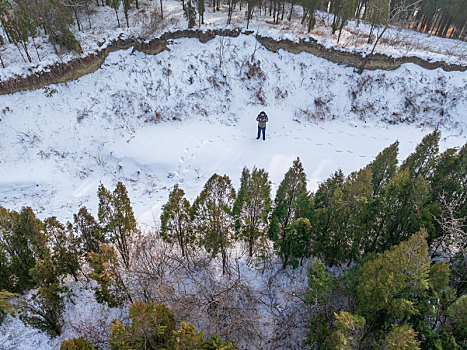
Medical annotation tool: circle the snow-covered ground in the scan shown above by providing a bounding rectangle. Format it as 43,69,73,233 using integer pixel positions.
0,34,465,228
0,0,466,82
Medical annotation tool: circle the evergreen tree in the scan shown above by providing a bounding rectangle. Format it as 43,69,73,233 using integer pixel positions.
357,229,431,330
88,243,131,307
382,324,420,350
98,182,138,269
232,166,271,258
401,130,440,179
370,169,430,252
161,184,193,258
279,217,312,267
2,207,48,292
73,206,105,256
268,157,308,249
109,301,176,349
370,141,399,196
61,337,96,350
325,311,366,350
45,217,81,282
192,174,236,275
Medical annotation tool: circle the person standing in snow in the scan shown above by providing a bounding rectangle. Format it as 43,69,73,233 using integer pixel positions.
256,111,268,140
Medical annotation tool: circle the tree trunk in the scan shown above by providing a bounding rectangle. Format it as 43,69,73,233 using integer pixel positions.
21,42,32,63
115,8,121,27
288,0,294,21
73,7,82,31
32,37,41,61
0,54,5,68
160,0,164,18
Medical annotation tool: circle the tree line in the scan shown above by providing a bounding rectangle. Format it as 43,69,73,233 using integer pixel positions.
0,130,465,348
1,0,464,68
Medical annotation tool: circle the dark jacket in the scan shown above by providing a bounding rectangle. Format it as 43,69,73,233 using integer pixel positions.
257,112,268,128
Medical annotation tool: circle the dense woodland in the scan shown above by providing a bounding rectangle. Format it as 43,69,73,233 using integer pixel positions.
0,130,466,349
0,0,465,68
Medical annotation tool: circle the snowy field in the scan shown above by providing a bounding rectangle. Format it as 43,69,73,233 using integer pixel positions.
0,35,466,228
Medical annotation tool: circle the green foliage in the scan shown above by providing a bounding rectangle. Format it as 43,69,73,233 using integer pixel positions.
382,324,420,350
325,311,366,350
0,291,17,323
60,337,96,350
446,295,467,342
232,166,271,258
45,217,81,282
109,301,176,350
202,334,237,350
73,207,105,256
429,261,450,294
268,157,308,266
2,207,48,292
279,217,312,267
307,258,335,306
357,230,430,326
192,174,236,274
401,130,440,179
169,322,205,349
88,243,130,307
161,184,193,258
98,182,138,269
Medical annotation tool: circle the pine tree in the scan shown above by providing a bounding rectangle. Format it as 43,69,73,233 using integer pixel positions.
192,174,236,275
161,184,193,258
232,166,271,258
98,182,138,269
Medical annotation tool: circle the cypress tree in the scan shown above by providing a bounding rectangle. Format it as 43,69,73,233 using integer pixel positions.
98,182,138,269
233,166,271,258
268,157,308,244
192,174,236,275
160,184,193,258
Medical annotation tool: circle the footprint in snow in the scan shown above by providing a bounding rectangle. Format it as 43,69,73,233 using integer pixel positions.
328,143,335,147
336,150,343,153
315,143,323,146
347,150,353,154
306,137,312,141
359,155,366,158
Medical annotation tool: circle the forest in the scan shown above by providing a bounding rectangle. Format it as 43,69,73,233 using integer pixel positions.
0,130,466,349
0,0,465,68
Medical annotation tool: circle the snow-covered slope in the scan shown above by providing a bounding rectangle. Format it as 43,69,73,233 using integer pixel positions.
0,34,465,228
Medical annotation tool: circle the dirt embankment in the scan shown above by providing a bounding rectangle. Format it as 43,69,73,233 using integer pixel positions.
0,29,465,95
